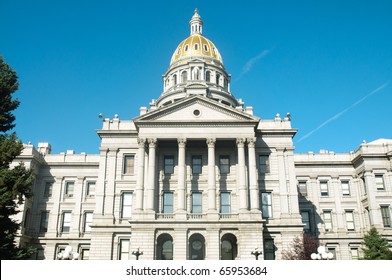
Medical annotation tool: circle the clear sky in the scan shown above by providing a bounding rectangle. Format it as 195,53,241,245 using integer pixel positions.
1,0,391,154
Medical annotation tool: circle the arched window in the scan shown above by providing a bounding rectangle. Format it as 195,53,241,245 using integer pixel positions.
181,71,188,83
194,44,198,50
204,44,209,52
156,234,173,260
173,74,177,85
189,233,205,260
192,67,200,80
205,71,210,82
220,234,237,260
184,45,189,52
216,73,221,85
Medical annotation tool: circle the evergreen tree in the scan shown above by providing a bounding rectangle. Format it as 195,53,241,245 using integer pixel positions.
362,227,392,260
0,56,35,259
281,232,319,260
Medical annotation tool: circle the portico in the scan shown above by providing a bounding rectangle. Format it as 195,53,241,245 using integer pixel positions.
132,135,261,220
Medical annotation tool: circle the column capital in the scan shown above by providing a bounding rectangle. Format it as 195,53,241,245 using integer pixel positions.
148,138,157,148
236,138,246,147
206,138,216,147
247,137,256,148
177,138,187,147
137,137,146,146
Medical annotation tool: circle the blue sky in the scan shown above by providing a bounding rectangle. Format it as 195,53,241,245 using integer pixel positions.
1,0,391,154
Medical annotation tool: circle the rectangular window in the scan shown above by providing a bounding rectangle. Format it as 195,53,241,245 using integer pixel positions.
264,239,275,260
361,177,367,195
327,247,336,260
123,155,135,175
380,206,391,227
191,192,202,214
341,181,350,196
65,182,74,197
375,175,385,190
39,211,49,233
320,181,329,197
163,192,173,214
121,192,133,218
44,182,53,198
192,155,202,174
164,156,174,174
298,181,307,196
220,192,231,214
81,249,90,260
345,211,355,231
323,211,333,231
259,155,270,173
219,156,230,174
119,239,130,260
61,212,71,233
86,182,96,197
261,192,272,219
350,247,359,260
301,211,311,232
83,212,93,232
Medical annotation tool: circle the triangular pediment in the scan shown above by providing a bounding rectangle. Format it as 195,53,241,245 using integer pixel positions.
134,96,259,126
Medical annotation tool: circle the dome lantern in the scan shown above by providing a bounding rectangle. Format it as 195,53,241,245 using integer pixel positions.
190,8,203,35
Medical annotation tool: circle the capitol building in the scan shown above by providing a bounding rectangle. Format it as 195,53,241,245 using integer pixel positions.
15,10,392,260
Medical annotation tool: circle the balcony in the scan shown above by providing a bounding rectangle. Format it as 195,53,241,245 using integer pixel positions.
155,213,175,219
219,213,239,219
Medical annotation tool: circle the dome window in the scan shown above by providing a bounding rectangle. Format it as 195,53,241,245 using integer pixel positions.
177,48,181,55
184,45,189,52
216,73,221,85
194,44,198,50
173,74,177,85
181,71,188,83
205,71,211,82
204,45,208,52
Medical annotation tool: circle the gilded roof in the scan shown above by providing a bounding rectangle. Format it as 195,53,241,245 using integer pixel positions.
170,34,223,65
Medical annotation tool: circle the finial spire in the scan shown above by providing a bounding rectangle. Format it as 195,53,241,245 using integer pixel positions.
190,8,203,35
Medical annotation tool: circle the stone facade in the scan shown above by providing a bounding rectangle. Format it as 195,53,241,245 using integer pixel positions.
13,10,392,260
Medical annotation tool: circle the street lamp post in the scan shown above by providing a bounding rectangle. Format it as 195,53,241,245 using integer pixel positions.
132,247,143,260
57,245,79,260
251,247,263,260
311,246,333,260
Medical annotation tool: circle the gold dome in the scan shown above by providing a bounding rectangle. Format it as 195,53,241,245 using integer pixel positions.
170,10,223,66
170,34,223,65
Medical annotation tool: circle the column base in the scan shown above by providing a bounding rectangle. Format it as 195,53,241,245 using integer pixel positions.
132,210,156,220
92,214,115,224
175,211,187,220
206,211,219,220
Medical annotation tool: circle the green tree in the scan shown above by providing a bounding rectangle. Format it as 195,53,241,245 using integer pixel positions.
281,232,319,260
362,227,392,260
0,56,35,259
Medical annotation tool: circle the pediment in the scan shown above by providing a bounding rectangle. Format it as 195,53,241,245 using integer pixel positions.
134,96,259,125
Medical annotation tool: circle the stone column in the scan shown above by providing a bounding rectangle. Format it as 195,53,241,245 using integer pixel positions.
177,138,187,213
277,148,289,217
247,138,259,212
103,149,117,217
135,138,146,211
146,138,157,212
364,171,382,228
332,177,345,233
207,138,217,212
237,138,248,211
